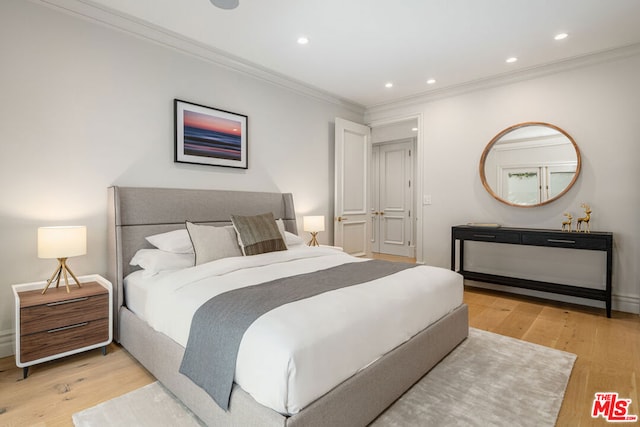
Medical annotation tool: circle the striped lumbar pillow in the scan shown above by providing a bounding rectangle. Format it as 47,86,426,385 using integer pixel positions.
231,212,287,256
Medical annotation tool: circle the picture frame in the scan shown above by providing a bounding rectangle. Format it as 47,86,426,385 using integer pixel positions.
174,99,248,169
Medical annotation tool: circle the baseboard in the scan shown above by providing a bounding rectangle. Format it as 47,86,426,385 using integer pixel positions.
0,329,14,358
465,281,640,315
612,294,640,315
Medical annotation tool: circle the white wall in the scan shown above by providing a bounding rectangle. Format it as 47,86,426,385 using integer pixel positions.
0,0,364,356
368,52,640,314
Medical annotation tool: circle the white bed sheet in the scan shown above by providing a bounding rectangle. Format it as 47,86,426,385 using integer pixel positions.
123,269,153,318
124,246,463,415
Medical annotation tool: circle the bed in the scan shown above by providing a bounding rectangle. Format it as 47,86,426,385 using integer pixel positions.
107,186,468,427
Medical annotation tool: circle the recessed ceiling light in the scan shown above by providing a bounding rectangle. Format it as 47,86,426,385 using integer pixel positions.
385,82,393,88
297,36,309,45
210,0,239,10
554,33,568,41
506,57,518,63
426,79,436,85
411,127,418,132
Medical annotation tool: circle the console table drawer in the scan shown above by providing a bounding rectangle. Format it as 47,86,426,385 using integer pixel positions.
455,229,520,244
522,234,608,250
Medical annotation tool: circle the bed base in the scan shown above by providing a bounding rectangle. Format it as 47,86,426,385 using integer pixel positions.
109,186,469,426
119,303,468,427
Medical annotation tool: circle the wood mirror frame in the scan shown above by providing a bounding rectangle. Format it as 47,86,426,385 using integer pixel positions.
479,122,581,207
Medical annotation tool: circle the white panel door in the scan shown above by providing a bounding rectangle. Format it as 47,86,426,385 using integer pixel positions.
376,141,413,256
334,118,371,257
371,145,381,253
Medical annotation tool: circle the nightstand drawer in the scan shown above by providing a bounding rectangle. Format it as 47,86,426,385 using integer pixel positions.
20,294,108,335
21,317,109,363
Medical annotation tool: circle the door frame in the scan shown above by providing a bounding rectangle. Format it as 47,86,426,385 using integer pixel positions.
368,113,424,262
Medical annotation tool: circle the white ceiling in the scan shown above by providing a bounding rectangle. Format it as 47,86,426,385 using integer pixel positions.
45,0,640,108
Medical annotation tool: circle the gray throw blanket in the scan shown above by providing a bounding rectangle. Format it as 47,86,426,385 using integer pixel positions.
179,259,416,410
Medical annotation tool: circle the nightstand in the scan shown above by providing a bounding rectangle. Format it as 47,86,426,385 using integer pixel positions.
12,274,113,378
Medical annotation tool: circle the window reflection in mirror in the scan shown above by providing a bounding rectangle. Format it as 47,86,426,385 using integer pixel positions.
480,122,581,207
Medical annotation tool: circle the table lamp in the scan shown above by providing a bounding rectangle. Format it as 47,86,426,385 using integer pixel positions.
38,226,86,294
303,216,325,246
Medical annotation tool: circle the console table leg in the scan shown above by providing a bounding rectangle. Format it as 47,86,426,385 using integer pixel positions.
23,366,29,379
606,249,612,318
450,237,456,270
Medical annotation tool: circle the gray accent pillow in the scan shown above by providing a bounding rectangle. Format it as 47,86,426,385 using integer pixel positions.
185,222,242,265
231,212,287,256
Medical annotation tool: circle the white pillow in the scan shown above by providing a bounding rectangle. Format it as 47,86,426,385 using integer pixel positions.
185,222,243,265
145,229,194,254
284,231,305,246
130,249,195,277
275,219,304,247
275,219,287,248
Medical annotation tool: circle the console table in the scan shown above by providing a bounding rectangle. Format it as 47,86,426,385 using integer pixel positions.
451,225,613,317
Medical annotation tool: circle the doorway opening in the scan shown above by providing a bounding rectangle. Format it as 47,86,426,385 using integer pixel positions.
370,119,418,258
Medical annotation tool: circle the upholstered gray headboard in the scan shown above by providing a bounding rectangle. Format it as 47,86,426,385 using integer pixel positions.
107,186,297,341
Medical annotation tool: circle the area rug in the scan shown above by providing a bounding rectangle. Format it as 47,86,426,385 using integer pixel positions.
73,328,576,427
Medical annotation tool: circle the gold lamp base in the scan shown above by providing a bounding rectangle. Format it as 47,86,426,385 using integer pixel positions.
307,232,319,247
42,258,83,294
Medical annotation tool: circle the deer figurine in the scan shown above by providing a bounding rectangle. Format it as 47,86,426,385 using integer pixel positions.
561,212,573,232
576,203,592,233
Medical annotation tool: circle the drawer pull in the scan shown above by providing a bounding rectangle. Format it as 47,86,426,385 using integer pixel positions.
48,322,88,333
46,297,89,306
547,239,576,244
473,234,496,239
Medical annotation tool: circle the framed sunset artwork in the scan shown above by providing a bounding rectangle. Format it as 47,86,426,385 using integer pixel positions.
174,99,248,169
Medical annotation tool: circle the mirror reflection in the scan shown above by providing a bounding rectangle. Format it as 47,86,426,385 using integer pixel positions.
480,122,581,207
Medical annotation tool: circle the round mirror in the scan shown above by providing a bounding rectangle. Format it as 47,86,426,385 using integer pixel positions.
480,122,581,207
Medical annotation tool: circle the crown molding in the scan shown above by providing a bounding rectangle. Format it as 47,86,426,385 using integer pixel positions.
366,42,640,116
29,0,640,118
32,0,366,115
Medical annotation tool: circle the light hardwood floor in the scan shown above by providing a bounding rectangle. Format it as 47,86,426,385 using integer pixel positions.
465,287,639,426
1,281,638,426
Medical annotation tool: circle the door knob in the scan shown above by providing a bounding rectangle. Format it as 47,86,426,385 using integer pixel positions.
336,216,348,222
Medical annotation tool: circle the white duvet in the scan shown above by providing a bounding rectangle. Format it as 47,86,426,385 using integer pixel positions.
124,246,463,415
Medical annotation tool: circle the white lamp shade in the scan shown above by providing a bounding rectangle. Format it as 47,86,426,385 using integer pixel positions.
38,226,87,259
303,216,325,233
